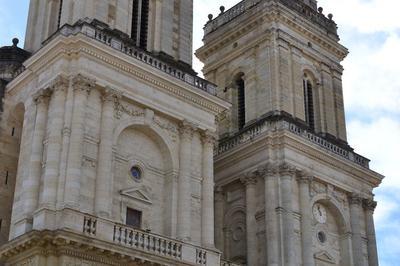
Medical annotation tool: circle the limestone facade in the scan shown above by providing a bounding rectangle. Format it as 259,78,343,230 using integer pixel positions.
0,1,230,264
197,0,383,265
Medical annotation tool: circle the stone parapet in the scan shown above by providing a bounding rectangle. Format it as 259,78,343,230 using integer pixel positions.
1,208,220,266
204,0,337,37
215,112,370,168
42,19,217,96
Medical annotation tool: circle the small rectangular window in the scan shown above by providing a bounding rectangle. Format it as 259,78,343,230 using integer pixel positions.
11,127,15,136
126,208,142,229
0,219,2,231
5,171,8,185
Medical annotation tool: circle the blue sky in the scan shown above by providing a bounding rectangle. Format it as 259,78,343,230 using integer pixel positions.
1,0,399,265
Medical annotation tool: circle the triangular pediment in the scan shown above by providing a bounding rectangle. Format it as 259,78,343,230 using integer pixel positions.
314,251,336,264
120,187,152,205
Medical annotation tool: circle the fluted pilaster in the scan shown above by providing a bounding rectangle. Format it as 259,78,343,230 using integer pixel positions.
23,89,51,216
64,74,95,208
241,173,258,266
201,130,216,248
177,121,194,241
349,193,363,266
297,170,314,266
95,88,121,218
40,76,68,209
363,199,379,266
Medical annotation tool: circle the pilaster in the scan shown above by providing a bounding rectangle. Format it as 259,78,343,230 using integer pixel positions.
177,121,195,241
201,130,216,248
240,172,258,266
349,193,363,266
363,199,379,266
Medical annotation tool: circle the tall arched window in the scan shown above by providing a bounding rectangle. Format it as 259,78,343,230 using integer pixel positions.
131,0,149,49
236,75,246,130
303,74,315,130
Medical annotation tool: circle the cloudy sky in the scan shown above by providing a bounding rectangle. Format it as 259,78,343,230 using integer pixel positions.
1,0,399,265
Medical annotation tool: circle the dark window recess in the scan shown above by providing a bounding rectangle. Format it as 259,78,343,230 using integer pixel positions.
5,171,9,185
57,0,64,28
131,0,139,44
131,0,149,49
0,219,2,231
11,127,15,137
237,78,246,130
304,80,315,130
139,0,149,49
126,208,142,228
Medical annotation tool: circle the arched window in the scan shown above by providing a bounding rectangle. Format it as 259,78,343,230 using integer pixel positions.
236,75,246,130
303,74,315,130
131,0,150,49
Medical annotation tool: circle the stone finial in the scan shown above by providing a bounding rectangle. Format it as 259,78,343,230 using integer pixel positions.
328,13,333,20
208,14,213,21
220,6,225,14
12,38,19,47
318,7,323,14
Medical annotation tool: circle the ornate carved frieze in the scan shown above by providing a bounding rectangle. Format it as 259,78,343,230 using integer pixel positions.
201,130,217,146
33,88,51,105
240,172,258,186
48,75,69,92
348,193,363,206
114,101,144,119
153,115,179,142
179,120,196,139
296,170,314,184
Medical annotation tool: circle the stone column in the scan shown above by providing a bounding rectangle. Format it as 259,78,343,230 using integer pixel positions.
201,131,216,248
241,173,258,266
95,88,119,218
23,89,50,216
259,164,280,266
40,77,68,209
349,194,363,266
363,199,379,266
279,163,296,266
64,75,95,208
177,121,194,241
297,171,314,266
223,227,232,260
215,186,225,252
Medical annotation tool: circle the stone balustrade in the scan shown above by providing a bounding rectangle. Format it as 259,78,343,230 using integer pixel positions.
62,209,220,265
216,116,370,168
204,0,337,37
42,19,217,96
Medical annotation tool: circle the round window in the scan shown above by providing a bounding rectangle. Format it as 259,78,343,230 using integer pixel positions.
130,166,142,182
317,231,327,244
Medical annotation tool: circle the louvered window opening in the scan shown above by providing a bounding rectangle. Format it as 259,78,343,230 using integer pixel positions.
304,79,315,131
237,78,246,130
131,0,149,49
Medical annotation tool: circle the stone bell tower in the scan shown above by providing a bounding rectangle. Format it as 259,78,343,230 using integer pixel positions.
0,0,229,265
197,0,383,265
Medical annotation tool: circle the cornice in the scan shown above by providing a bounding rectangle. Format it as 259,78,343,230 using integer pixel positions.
7,34,230,117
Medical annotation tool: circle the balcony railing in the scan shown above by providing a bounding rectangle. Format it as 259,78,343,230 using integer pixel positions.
44,19,217,96
77,212,220,265
204,0,337,36
216,117,370,168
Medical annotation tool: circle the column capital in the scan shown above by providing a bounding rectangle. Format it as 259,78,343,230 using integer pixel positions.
296,170,314,184
48,75,69,93
255,163,276,178
102,86,123,103
33,89,51,105
179,120,196,138
240,172,258,186
72,74,96,93
278,162,297,176
201,130,217,145
348,193,363,205
363,199,377,212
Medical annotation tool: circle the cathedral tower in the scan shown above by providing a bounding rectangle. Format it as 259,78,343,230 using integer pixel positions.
0,1,229,265
197,0,383,265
